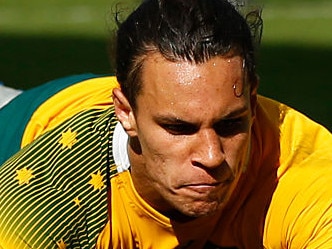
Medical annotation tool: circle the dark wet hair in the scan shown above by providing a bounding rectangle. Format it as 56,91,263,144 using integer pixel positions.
115,0,262,108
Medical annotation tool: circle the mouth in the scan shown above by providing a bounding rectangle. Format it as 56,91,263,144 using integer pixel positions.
183,184,220,193
180,179,232,194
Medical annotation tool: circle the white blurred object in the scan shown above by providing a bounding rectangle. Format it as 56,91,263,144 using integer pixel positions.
0,84,22,109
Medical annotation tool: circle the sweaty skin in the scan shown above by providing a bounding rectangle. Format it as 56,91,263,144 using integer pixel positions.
113,53,257,220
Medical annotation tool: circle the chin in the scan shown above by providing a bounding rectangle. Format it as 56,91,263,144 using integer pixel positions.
178,201,223,219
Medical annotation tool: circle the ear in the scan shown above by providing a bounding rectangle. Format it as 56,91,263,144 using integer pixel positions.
112,88,138,137
250,74,259,118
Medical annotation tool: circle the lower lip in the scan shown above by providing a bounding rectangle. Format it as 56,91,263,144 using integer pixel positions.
183,184,222,194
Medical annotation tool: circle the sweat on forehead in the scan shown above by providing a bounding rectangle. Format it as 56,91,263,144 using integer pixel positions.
139,52,248,100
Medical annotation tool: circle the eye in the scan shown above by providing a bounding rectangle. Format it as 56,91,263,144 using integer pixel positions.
161,123,198,135
214,117,249,137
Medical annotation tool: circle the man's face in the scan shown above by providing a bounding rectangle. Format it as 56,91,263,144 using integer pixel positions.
115,52,256,218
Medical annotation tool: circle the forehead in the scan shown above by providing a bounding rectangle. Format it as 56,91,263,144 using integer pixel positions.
137,53,248,118
142,52,243,86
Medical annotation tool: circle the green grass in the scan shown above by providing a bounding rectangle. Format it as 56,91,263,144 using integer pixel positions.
0,0,331,129
0,0,139,37
263,1,332,46
257,1,332,128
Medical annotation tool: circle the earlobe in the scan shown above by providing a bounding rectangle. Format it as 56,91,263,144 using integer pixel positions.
112,88,138,136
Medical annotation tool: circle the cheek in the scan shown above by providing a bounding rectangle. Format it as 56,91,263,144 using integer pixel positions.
138,133,192,188
223,134,250,172
139,126,165,153
138,130,193,180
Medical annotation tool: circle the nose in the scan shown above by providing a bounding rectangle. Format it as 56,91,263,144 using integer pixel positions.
191,129,225,169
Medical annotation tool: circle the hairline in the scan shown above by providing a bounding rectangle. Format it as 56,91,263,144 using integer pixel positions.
124,47,254,112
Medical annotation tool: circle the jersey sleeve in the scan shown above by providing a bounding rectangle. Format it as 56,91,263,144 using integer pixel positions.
0,107,118,249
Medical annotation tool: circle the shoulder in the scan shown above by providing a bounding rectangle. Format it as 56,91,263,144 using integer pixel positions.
256,95,331,173
21,74,119,146
256,96,332,247
263,124,332,248
264,156,332,248
0,74,119,165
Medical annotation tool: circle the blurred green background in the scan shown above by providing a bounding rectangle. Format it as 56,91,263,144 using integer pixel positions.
0,0,331,129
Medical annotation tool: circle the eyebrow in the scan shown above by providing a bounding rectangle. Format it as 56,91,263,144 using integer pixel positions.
154,116,190,124
154,105,250,124
222,105,250,119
